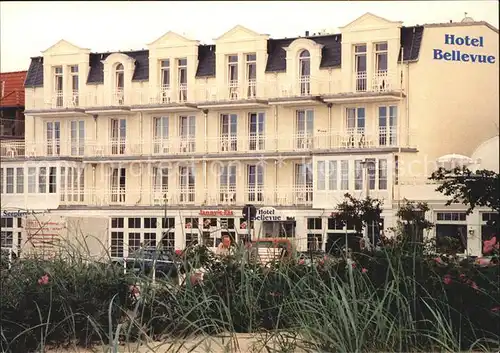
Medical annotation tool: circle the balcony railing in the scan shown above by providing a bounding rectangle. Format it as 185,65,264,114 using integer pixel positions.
24,71,405,111
57,186,314,207
0,128,410,159
355,71,399,93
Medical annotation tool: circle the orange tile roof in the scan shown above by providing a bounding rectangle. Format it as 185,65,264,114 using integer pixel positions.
0,71,27,107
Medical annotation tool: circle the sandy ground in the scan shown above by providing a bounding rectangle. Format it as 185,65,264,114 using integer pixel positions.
44,333,310,353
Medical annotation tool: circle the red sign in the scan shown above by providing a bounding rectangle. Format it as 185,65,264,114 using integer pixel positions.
199,210,233,216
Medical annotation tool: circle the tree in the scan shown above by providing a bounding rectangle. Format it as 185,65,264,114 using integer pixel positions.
429,167,500,226
331,193,384,250
396,199,434,244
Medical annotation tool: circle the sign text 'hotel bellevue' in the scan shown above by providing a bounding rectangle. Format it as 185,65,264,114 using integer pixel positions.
433,34,496,64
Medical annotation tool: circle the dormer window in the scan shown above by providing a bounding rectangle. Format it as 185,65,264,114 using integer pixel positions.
374,42,388,73
178,58,187,102
227,55,238,99
160,60,170,88
160,60,171,103
354,44,367,92
299,50,311,95
115,64,124,105
70,65,79,106
245,54,256,98
54,66,63,107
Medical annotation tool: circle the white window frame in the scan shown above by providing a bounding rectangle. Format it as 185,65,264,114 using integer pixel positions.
179,116,195,152
179,165,195,203
220,113,238,152
153,116,169,154
45,120,61,156
246,164,263,202
245,53,256,98
70,65,79,106
60,166,84,202
110,167,126,203
248,112,265,151
374,42,388,73
317,161,325,190
70,120,85,156
177,58,187,101
54,66,63,107
219,165,237,203
110,118,126,155
378,106,398,146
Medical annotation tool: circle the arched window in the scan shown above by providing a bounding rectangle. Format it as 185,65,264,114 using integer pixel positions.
114,63,125,105
115,64,124,90
298,50,311,95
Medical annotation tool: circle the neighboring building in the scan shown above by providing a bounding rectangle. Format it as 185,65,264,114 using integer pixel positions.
0,71,26,139
0,13,498,258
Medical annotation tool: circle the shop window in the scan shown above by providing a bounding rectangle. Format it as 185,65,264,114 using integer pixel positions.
128,217,141,228
307,234,322,252
162,217,175,229
202,218,217,229
144,217,158,229
307,217,322,230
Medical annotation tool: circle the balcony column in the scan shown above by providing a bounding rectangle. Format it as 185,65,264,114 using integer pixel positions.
327,103,333,149
238,53,245,99
273,105,278,151
93,115,98,156
91,163,97,205
203,109,208,153
203,158,207,204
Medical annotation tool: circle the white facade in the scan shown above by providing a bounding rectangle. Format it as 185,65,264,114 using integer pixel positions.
0,13,498,257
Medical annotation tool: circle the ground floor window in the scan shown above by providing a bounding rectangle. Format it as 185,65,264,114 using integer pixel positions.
262,220,296,238
109,216,176,257
0,217,23,257
435,212,467,254
481,212,499,255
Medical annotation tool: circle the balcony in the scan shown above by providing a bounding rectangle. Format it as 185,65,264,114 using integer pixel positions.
323,71,403,103
268,76,330,105
56,186,314,208
196,80,269,109
85,89,132,114
25,91,85,116
0,127,413,160
131,85,198,113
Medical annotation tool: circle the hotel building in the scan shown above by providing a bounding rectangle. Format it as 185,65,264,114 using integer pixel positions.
0,13,498,258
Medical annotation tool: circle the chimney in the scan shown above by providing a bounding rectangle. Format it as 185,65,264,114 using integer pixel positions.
305,30,309,36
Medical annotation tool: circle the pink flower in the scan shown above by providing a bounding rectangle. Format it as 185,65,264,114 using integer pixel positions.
362,268,368,273
443,274,452,285
38,274,49,285
298,259,305,265
129,285,140,298
483,236,499,254
351,262,357,269
318,259,325,266
240,222,247,229
269,291,281,297
459,273,466,280
491,306,500,312
175,249,183,256
467,279,479,290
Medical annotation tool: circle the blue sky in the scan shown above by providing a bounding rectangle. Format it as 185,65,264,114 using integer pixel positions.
1,1,498,72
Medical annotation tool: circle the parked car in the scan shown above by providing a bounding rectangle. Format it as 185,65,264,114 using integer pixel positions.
112,247,178,279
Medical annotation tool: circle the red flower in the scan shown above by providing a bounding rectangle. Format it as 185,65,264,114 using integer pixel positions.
362,268,368,274
318,259,325,266
483,236,499,254
351,262,357,269
443,274,452,285
298,259,305,265
175,249,183,256
38,274,49,285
